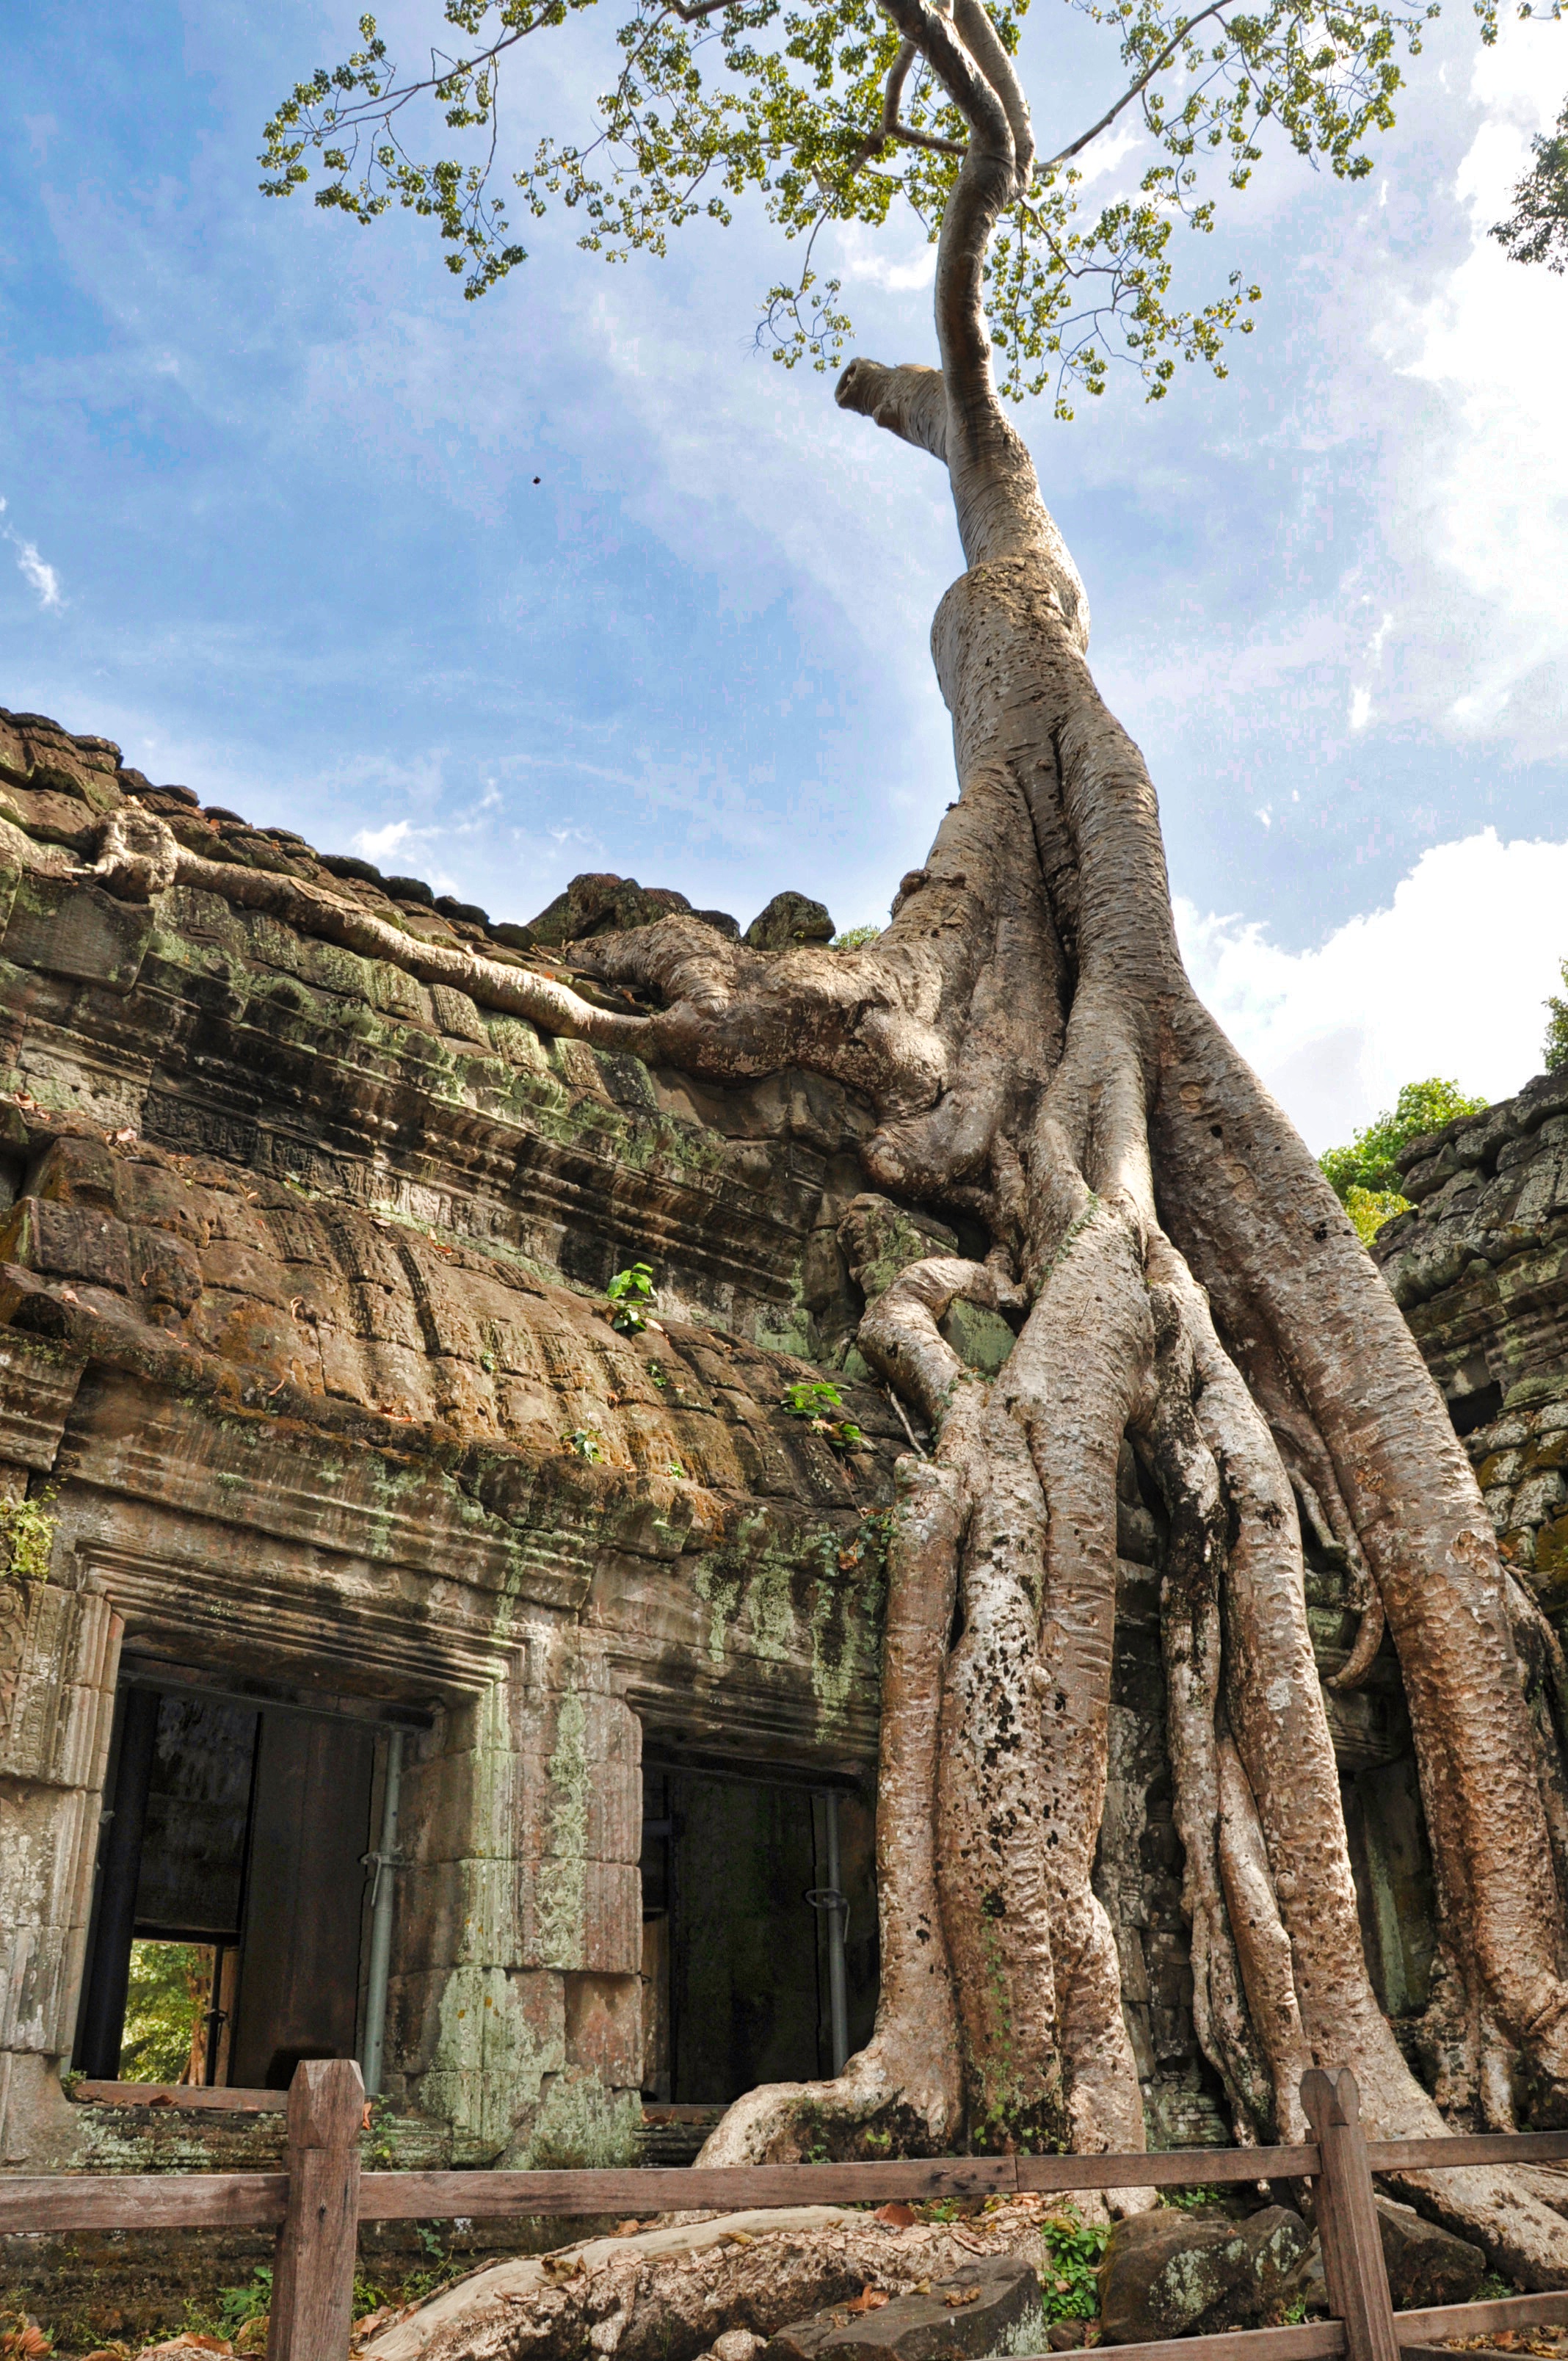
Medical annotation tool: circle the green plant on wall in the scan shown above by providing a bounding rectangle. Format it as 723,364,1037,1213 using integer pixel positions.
1318,1077,1488,1246
780,1377,866,1455
0,1486,57,1584
604,1261,657,1335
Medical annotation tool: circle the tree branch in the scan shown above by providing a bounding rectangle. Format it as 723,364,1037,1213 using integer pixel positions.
1037,1,1229,174
952,0,1035,189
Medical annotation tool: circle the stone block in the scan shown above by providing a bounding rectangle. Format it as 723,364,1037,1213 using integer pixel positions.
418,1270,486,1362
429,1353,501,1429
324,1211,407,1288
764,2257,1040,2361
1374,2198,1484,2310
939,1298,1016,1377
0,784,104,850
197,1238,290,1305
0,1334,83,1470
1536,1516,1568,1579
32,1134,117,1210
526,1856,641,1975
316,1323,371,1400
565,1970,642,2084
128,1223,203,1313
0,1584,89,1782
2,880,154,993
431,982,490,1042
1514,1470,1567,1527
398,1854,520,1973
1099,2206,1310,2344
0,1196,131,1294
261,1200,330,1261
113,1158,210,1239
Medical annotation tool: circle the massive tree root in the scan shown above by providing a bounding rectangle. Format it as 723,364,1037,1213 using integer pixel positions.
85,0,1568,2280
562,0,1568,2280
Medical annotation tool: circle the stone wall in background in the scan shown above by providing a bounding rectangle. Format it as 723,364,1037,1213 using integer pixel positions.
1373,1069,1568,1606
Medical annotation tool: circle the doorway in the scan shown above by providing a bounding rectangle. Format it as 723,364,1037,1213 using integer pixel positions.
74,1680,380,2089
639,1758,878,2104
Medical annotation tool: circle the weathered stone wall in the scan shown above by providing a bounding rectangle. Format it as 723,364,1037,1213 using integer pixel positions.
1373,1067,1568,1607
0,704,910,2199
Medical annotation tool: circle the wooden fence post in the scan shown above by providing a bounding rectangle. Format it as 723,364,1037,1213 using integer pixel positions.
266,2058,363,2361
1301,2068,1400,2361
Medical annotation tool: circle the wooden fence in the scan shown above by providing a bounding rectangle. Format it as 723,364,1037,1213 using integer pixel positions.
4,2064,1567,2361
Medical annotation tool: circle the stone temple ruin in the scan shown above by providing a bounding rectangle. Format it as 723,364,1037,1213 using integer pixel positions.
2,703,1568,2331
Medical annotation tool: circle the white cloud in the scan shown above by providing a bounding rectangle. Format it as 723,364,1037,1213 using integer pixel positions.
1070,123,1144,188
1371,28,1568,750
352,819,418,862
1179,828,1568,1152
0,501,62,609
839,223,938,293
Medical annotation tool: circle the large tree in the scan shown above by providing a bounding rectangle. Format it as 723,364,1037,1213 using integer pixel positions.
261,0,1568,2274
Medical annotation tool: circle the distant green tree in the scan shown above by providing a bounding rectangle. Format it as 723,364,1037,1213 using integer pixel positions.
1493,91,1568,273
1545,959,1568,1073
119,1940,210,2083
1319,1076,1489,1245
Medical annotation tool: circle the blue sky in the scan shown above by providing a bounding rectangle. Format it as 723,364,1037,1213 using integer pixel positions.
3,0,1565,1147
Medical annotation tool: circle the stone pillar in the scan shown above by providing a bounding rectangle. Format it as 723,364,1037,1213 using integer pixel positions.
0,1490,121,2166
390,1631,642,2164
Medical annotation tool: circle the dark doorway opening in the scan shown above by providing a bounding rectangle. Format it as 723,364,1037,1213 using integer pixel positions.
75,1681,378,2089
639,1756,878,2105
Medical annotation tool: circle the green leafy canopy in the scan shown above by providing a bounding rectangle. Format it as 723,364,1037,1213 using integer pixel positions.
1492,84,1568,269
1319,1075,1487,1244
1544,955,1568,1070
258,0,1515,416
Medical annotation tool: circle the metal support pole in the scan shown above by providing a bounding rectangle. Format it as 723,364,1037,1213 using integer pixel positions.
359,1728,404,2100
203,1944,229,2086
824,1790,849,2075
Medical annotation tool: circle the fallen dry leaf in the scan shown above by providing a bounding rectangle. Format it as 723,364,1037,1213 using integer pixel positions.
844,2290,890,2315
943,2287,983,2309
0,2328,52,2361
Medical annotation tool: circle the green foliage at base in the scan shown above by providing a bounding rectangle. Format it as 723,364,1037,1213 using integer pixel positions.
217,2266,273,2332
118,1940,211,2085
1037,2206,1110,2321
1319,1078,1488,1245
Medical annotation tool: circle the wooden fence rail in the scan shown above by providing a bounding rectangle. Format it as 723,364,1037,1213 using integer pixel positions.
4,2062,1568,2361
